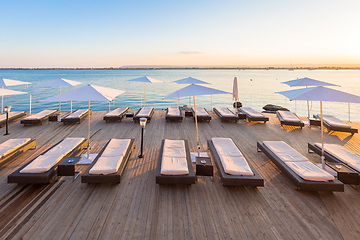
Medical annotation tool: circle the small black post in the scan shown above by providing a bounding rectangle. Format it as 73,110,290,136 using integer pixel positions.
4,109,9,135
139,127,144,158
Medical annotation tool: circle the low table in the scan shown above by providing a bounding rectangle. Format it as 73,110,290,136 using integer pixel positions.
58,157,82,179
126,112,134,118
196,156,213,176
49,114,59,122
238,113,246,120
326,162,359,185
185,111,193,117
309,118,321,127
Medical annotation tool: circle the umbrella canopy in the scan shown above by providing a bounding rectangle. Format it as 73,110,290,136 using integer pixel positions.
282,77,338,87
232,77,239,102
0,88,32,114
277,86,360,169
127,76,163,107
0,78,32,114
173,77,210,85
41,84,126,159
36,78,82,112
164,84,229,156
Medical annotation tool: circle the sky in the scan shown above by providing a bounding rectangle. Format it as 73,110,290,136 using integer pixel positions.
0,0,359,68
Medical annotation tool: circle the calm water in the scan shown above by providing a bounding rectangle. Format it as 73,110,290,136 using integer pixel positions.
1,69,360,121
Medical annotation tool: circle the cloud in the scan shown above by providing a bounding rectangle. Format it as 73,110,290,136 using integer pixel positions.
179,51,204,55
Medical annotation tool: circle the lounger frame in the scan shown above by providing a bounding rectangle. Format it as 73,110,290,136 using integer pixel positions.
213,107,239,122
208,140,264,186
103,107,130,122
133,107,155,123
81,138,136,183
257,141,344,191
156,139,196,184
7,138,88,184
165,107,183,122
312,115,358,134
276,111,304,128
191,108,211,122
0,111,28,128
308,143,360,183
21,110,59,126
240,108,269,123
0,139,36,168
61,109,92,124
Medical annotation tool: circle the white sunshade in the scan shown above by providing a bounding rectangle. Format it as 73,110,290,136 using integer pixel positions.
282,77,338,87
0,78,32,87
173,77,210,85
164,84,229,99
126,76,163,83
232,77,239,101
0,88,29,96
36,78,82,87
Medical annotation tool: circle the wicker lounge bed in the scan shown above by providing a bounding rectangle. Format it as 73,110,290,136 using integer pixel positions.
81,138,136,183
191,107,211,122
156,139,196,184
61,109,91,124
103,107,130,122
312,114,358,134
133,107,154,123
257,141,344,191
208,138,264,186
0,111,28,128
276,110,304,128
213,107,239,122
165,106,183,122
0,138,36,167
240,107,269,123
308,143,360,183
21,110,59,126
8,138,87,184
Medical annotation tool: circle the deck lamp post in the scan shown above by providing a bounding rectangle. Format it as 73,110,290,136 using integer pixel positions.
4,106,11,135
138,117,147,158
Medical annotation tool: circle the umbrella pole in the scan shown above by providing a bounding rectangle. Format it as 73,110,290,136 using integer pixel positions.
193,96,200,157
177,97,179,107
348,103,351,122
211,95,212,110
109,101,110,111
59,86,61,113
1,86,3,114
71,101,72,112
320,101,325,169
144,83,146,108
307,101,310,119
29,94,31,114
87,100,90,159
189,96,191,108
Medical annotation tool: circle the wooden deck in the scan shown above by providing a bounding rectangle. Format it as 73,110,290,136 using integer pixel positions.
1,110,360,239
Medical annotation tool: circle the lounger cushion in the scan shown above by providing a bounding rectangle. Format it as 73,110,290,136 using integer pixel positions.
278,110,301,122
263,141,334,181
212,138,253,175
65,109,88,119
192,107,209,116
24,110,56,120
315,143,360,172
104,108,128,117
136,107,153,117
167,106,180,116
0,138,31,157
215,107,235,117
0,112,24,121
240,107,264,118
102,139,130,157
20,138,85,173
161,139,188,175
317,114,351,128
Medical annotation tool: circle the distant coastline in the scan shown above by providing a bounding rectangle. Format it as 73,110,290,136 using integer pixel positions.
1,67,359,70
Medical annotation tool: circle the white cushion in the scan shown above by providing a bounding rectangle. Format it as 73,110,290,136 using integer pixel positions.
0,138,31,157
167,106,180,116
0,111,24,121
24,110,57,120
136,107,153,117
285,161,335,181
215,107,235,117
192,107,209,116
65,109,88,119
161,139,188,175
317,114,351,128
240,107,264,118
278,111,300,123
263,141,308,162
105,108,128,117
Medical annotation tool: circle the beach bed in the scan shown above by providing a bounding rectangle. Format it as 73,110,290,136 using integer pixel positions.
103,107,130,122
156,139,196,184
0,138,36,167
81,138,136,183
276,110,304,128
8,138,87,184
308,143,360,183
312,114,358,134
213,107,239,122
257,141,343,191
191,107,211,122
165,106,183,122
0,111,28,128
208,138,264,186
240,107,269,123
133,107,154,123
21,110,59,126
61,109,91,124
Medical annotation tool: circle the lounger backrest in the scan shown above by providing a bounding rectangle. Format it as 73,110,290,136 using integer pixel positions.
0,138,31,157
192,107,208,116
137,107,153,116
278,111,300,122
215,107,235,117
240,107,264,118
316,114,351,128
161,139,189,175
167,106,180,116
0,112,24,121
105,108,128,117
24,110,56,120
66,109,88,118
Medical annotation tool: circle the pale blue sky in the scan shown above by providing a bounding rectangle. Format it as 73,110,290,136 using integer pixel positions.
1,0,359,67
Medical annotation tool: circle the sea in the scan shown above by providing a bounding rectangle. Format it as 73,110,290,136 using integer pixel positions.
1,69,360,121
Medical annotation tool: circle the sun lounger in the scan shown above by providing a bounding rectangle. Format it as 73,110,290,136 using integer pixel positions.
61,109,91,124
213,107,239,122
308,143,360,183
81,138,136,183
133,107,154,123
156,139,196,184
0,111,28,128
191,107,211,122
277,110,304,128
103,107,130,122
240,107,269,123
21,110,59,126
0,138,36,167
257,141,343,191
208,138,264,186
312,114,357,134
8,138,87,184
165,106,183,122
